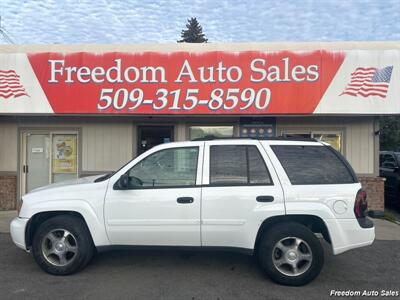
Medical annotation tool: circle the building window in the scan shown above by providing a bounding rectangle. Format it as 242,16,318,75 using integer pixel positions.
189,126,234,140
281,131,342,152
312,133,342,153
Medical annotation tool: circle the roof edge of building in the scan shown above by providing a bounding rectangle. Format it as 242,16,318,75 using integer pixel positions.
0,41,400,53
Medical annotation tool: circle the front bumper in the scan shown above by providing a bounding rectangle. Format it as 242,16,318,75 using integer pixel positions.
10,217,29,251
325,218,375,255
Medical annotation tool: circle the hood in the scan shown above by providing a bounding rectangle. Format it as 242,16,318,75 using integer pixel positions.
28,174,107,194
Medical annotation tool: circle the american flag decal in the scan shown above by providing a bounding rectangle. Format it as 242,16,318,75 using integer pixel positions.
340,66,393,98
0,70,29,99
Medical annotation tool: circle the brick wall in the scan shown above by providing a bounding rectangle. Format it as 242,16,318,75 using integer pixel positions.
359,176,385,217
0,175,17,210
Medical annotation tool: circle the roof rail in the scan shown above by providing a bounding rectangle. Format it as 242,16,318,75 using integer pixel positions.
191,135,318,142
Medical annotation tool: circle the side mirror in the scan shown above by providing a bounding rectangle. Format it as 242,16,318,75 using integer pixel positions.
114,174,143,190
114,174,129,190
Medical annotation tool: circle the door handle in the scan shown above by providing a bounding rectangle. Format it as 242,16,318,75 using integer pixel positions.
256,195,274,202
177,197,194,204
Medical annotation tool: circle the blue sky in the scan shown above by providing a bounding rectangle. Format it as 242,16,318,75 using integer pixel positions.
0,0,399,44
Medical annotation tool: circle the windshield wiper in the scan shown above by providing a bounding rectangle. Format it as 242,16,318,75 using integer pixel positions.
94,172,115,182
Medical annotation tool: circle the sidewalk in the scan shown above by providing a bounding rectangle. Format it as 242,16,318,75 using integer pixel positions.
0,210,17,233
0,210,399,239
384,207,400,225
373,218,400,240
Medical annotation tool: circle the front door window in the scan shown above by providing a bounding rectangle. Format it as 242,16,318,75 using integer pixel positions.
128,147,199,188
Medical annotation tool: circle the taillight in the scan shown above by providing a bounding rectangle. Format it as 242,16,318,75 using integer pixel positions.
354,189,368,219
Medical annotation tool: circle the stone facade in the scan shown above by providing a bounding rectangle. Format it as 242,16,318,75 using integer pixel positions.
359,176,385,217
0,175,17,210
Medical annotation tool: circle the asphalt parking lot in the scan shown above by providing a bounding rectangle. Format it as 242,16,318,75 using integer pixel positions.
0,233,399,300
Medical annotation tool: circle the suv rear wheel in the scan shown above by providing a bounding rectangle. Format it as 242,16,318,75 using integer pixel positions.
257,222,324,286
32,215,94,275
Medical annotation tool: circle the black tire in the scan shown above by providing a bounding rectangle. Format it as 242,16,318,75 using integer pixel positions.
257,222,324,286
32,215,94,275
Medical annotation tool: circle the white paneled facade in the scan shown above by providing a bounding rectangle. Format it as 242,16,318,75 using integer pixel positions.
0,116,378,176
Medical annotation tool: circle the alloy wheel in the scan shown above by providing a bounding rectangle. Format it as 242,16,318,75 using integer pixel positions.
41,229,78,267
271,237,313,277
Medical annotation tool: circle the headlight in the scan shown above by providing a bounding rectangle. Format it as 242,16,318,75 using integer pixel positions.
17,199,23,215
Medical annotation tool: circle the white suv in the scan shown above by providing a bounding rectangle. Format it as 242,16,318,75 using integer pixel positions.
11,137,375,286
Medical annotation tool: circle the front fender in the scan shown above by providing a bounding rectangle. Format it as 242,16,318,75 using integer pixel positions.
21,200,110,247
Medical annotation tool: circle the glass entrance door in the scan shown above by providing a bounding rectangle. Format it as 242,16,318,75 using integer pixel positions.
26,134,50,192
22,131,78,194
137,126,174,156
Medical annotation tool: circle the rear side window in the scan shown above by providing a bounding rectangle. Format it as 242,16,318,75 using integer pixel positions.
271,145,356,185
380,153,397,168
210,145,272,185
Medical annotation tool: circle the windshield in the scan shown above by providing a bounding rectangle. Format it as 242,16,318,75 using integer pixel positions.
93,158,135,182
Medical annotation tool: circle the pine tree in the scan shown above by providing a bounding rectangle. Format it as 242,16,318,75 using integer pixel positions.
178,17,208,43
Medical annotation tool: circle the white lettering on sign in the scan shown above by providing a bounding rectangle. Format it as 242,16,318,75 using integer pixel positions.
175,61,244,83
175,60,197,83
47,57,321,113
48,59,167,84
96,87,272,112
48,60,65,83
250,58,319,83
48,57,319,85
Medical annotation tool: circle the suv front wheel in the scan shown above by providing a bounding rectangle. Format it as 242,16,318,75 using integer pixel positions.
257,222,324,286
32,215,94,275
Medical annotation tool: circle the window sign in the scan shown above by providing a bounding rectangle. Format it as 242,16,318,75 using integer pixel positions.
240,125,275,138
52,135,77,173
31,147,44,153
313,133,342,152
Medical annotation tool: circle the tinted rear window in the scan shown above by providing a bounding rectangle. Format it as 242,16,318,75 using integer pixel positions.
271,145,356,185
